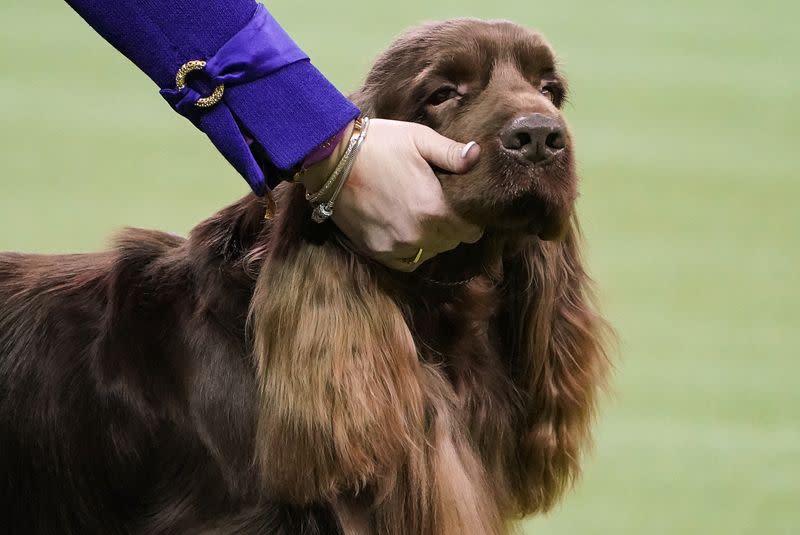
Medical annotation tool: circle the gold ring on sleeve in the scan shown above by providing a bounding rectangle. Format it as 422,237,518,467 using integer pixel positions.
175,60,225,108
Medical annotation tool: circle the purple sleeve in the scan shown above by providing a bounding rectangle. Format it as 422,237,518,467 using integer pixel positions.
65,0,359,195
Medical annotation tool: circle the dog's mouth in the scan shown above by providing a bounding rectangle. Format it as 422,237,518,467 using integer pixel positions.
492,192,571,240
437,140,576,241
486,148,576,239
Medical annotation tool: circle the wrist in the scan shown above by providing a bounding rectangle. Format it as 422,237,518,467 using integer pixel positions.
298,120,356,197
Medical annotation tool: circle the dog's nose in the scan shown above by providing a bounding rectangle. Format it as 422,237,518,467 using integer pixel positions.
499,114,565,164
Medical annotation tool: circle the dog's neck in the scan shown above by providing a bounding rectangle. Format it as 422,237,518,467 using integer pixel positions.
392,235,505,288
188,191,530,301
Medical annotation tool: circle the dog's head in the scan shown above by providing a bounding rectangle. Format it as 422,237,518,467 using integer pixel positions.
352,19,576,240
245,20,609,515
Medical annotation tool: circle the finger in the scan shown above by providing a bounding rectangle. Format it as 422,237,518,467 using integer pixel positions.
420,242,459,265
430,216,484,245
457,222,484,244
385,243,435,271
381,255,421,272
412,126,481,174
395,245,429,264
403,238,459,264
432,241,460,256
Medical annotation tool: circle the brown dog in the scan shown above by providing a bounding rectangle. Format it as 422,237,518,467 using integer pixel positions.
0,19,610,535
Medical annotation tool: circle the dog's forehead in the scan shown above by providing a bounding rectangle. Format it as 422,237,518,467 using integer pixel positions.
451,20,551,56
396,19,557,80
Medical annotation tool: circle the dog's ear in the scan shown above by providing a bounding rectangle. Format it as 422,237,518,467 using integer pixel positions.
348,87,378,118
248,192,426,504
189,194,267,264
499,219,610,513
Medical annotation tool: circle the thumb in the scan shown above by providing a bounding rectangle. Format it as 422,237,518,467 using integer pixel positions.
412,125,480,174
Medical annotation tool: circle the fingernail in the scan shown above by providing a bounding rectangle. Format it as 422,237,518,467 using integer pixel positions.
461,141,478,159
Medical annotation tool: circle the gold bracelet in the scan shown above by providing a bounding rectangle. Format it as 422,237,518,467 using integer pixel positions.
305,118,365,204
310,117,370,223
292,135,337,183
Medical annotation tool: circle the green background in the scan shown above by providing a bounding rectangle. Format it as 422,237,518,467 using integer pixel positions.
1,1,798,533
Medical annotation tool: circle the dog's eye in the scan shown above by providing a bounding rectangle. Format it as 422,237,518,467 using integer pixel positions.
427,86,460,106
540,83,564,105
540,85,556,101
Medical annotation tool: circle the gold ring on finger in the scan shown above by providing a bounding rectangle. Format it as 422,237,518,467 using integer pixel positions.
400,248,424,265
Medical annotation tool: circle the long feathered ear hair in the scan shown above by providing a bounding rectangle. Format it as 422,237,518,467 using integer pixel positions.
501,217,611,514
247,186,427,505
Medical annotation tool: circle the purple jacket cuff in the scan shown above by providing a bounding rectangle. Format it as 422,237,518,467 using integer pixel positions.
66,0,359,195
226,60,360,173
189,59,359,194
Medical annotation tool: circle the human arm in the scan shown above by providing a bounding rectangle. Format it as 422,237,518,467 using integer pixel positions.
65,0,483,268
296,119,484,271
65,0,358,195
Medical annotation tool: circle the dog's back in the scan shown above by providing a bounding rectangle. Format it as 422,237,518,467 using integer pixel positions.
0,251,113,361
0,237,179,533
0,213,342,534
0,234,237,533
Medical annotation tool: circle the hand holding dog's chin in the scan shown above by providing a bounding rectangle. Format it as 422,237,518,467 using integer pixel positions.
328,118,484,272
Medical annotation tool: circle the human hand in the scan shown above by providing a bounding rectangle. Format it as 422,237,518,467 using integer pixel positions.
298,119,483,271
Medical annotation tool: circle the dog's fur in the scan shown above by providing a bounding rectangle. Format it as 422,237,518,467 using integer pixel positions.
0,19,610,535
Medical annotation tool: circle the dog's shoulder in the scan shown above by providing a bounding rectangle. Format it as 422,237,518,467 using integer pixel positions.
108,227,188,288
0,228,187,302
0,228,190,354
113,227,186,259
0,250,114,309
